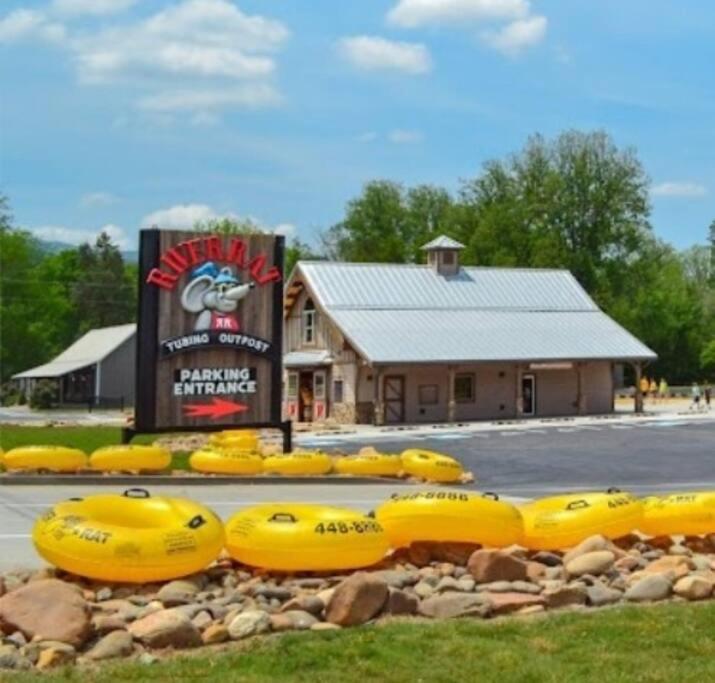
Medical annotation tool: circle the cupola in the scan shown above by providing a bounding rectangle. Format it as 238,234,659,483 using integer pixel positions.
421,235,465,276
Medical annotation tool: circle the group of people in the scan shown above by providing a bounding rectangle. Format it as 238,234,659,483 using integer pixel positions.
638,376,711,411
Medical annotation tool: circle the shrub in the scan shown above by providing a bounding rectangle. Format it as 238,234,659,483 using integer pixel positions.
0,382,20,406
29,380,58,410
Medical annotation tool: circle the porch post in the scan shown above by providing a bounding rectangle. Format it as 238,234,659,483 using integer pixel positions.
576,362,586,415
373,366,384,426
515,364,523,418
633,362,644,414
447,365,456,422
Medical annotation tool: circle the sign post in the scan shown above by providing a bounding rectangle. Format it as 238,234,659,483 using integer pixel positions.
124,229,290,451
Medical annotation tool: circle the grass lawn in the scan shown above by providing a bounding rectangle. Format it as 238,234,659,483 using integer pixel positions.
9,602,715,682
0,426,191,470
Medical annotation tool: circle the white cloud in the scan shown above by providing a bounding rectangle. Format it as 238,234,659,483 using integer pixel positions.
357,131,378,143
52,0,137,16
0,9,66,44
272,223,296,239
0,0,288,117
137,84,281,113
30,223,131,250
481,15,547,57
388,0,529,27
388,129,423,144
80,191,119,208
338,36,431,75
651,182,708,198
141,203,223,229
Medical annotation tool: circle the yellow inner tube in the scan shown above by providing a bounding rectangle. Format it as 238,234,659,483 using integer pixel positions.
333,452,402,477
209,430,259,450
641,491,715,537
520,489,643,550
400,449,463,483
263,452,333,476
376,490,522,548
3,446,87,472
190,449,263,475
225,503,389,571
89,445,171,472
33,489,225,583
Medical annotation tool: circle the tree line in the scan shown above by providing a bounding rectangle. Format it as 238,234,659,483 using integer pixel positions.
1,130,714,385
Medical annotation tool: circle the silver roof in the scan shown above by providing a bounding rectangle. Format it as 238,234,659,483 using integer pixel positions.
421,235,465,250
292,262,656,363
13,324,136,379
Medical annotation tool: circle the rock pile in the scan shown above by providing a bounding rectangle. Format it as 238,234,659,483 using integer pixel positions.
1,533,715,671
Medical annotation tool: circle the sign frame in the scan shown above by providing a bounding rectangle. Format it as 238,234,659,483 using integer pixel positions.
123,228,291,452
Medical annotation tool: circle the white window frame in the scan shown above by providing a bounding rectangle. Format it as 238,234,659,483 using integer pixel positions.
302,299,316,345
313,370,326,400
333,378,344,403
287,372,299,398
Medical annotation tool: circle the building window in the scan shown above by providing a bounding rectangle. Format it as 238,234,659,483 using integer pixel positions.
419,384,438,405
287,373,298,398
314,372,326,400
454,373,475,403
302,298,316,344
333,379,344,403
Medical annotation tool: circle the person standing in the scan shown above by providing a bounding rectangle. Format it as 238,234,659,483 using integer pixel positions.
691,382,702,411
640,375,650,403
649,378,658,402
658,377,669,403
704,383,712,411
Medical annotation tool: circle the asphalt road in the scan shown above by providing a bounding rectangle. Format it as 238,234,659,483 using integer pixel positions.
2,416,714,570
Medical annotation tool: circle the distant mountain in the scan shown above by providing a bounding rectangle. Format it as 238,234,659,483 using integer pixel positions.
37,239,138,262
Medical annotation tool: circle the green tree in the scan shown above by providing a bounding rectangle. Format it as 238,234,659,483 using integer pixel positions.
285,238,322,276
701,340,715,379
72,232,135,332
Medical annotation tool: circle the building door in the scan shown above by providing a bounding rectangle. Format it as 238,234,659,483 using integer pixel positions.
522,374,536,416
313,370,327,421
298,371,314,422
384,375,405,423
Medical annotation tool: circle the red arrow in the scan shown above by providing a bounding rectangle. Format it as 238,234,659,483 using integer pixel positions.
183,398,249,420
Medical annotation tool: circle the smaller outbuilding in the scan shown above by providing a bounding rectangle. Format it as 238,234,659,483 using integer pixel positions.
13,323,136,406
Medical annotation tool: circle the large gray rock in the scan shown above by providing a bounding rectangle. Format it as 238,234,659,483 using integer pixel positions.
128,609,202,649
565,551,615,578
156,580,201,607
0,579,91,647
563,536,619,565
586,582,622,607
325,573,389,626
85,630,134,661
543,584,588,609
418,593,490,619
624,575,672,603
383,588,419,616
280,595,325,616
468,550,528,583
227,610,271,640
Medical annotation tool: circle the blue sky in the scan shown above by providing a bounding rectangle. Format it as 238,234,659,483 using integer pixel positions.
1,0,713,251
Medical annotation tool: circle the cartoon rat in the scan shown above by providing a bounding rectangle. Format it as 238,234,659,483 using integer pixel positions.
180,261,254,332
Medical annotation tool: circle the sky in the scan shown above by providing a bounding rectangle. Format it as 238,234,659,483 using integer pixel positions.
0,0,713,252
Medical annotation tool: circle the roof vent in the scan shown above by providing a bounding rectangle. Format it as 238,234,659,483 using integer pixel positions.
421,235,465,276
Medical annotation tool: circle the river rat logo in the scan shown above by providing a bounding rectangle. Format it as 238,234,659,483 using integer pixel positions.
180,262,254,332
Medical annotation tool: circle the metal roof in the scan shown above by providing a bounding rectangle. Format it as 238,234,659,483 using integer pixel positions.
296,263,598,311
328,309,656,363
284,350,332,367
13,324,136,379
292,262,656,364
421,235,465,250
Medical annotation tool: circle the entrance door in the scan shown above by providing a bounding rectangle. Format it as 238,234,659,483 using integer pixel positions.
298,371,313,422
384,375,405,423
522,374,536,416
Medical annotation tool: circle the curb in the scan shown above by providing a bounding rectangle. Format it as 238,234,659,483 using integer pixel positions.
0,474,404,486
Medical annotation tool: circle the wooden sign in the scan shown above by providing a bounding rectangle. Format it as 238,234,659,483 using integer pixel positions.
132,229,286,440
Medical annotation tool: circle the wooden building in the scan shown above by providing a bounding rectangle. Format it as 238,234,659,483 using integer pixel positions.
282,236,656,425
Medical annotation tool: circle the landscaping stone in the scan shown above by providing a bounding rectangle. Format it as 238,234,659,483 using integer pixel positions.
418,593,490,619
0,644,32,670
563,536,617,565
192,610,214,630
639,555,693,579
372,570,416,589
532,551,563,567
128,609,202,649
565,551,615,578
310,622,342,631
673,576,713,601
543,584,588,609
36,646,75,670
280,595,325,616
325,573,388,626
156,580,201,607
467,550,528,583
526,562,547,582
586,582,622,607
85,630,134,661
270,610,318,631
227,610,271,640
0,579,91,647
253,585,293,601
484,592,545,615
624,575,672,602
202,623,229,645
384,588,419,616
510,581,542,594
